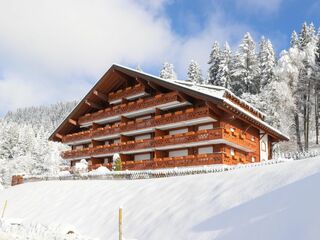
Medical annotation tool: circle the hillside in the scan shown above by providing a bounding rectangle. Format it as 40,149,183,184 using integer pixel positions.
0,158,320,239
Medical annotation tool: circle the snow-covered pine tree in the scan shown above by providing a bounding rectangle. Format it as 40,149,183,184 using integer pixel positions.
290,31,299,48
187,60,203,84
230,32,260,96
298,22,317,151
207,41,221,85
216,42,232,89
314,29,320,144
258,37,276,89
159,62,177,80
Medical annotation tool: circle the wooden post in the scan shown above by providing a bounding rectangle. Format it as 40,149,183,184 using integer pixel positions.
1,200,7,218
119,207,123,240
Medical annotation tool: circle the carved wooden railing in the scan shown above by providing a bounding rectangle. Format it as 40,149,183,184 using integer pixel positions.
155,128,223,147
63,107,212,143
61,128,258,160
61,148,91,159
62,130,92,144
79,92,181,125
108,84,146,103
101,153,225,170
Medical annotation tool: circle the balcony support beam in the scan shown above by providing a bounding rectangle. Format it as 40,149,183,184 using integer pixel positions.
85,100,105,110
55,133,63,139
68,118,78,126
93,90,108,102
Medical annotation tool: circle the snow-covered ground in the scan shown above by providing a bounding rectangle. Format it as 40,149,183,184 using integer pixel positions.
1,158,320,239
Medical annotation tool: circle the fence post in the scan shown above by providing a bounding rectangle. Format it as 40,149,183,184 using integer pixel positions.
119,207,123,240
1,200,7,218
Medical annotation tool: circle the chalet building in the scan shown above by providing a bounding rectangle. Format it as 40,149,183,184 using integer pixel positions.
49,64,289,170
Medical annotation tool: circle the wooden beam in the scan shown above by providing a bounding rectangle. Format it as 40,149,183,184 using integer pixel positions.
206,102,224,118
148,81,167,92
135,77,149,88
155,108,164,116
93,90,108,102
121,116,130,123
113,69,135,86
177,91,195,104
68,118,78,126
55,133,63,139
85,100,104,110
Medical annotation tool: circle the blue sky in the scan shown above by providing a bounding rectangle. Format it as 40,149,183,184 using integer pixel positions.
0,0,319,116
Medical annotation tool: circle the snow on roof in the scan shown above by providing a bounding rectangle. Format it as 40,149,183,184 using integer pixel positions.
113,64,287,140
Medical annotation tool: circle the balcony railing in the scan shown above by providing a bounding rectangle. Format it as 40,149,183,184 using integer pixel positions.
61,128,259,160
63,107,212,143
62,148,91,159
108,84,146,103
155,128,223,147
78,92,182,125
62,130,91,144
99,153,225,170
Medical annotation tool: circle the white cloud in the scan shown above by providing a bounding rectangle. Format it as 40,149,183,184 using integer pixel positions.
0,0,254,115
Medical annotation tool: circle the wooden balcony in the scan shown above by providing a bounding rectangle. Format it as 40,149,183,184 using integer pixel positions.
62,130,91,144
100,153,225,170
78,92,183,126
108,84,147,104
61,128,258,160
155,128,223,148
61,148,91,159
63,107,213,144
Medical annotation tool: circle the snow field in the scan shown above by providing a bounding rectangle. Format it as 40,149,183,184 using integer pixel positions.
1,157,320,239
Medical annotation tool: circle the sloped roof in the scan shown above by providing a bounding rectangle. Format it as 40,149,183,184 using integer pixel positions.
49,64,289,142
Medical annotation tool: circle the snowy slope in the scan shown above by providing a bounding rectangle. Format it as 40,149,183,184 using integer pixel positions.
1,158,320,240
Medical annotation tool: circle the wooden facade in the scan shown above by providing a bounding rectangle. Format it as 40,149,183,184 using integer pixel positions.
49,64,289,170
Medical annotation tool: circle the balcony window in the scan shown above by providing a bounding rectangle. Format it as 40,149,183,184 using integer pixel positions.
134,153,151,161
135,134,151,141
169,149,188,157
198,124,213,130
198,146,213,154
169,128,188,135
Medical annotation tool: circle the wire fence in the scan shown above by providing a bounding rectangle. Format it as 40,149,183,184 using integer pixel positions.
16,150,320,185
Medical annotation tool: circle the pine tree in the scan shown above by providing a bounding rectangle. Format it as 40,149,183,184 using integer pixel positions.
231,32,260,95
159,62,177,80
187,60,203,84
290,31,299,48
298,22,318,150
258,37,276,89
207,41,221,85
216,42,232,88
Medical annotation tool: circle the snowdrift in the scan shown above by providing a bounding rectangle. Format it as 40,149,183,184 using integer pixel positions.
1,158,320,240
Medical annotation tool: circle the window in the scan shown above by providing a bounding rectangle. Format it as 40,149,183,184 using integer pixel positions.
251,156,256,162
169,128,188,135
261,141,266,152
230,148,235,156
134,153,151,161
169,149,188,157
198,146,213,154
113,138,120,144
135,134,151,141
198,124,213,130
